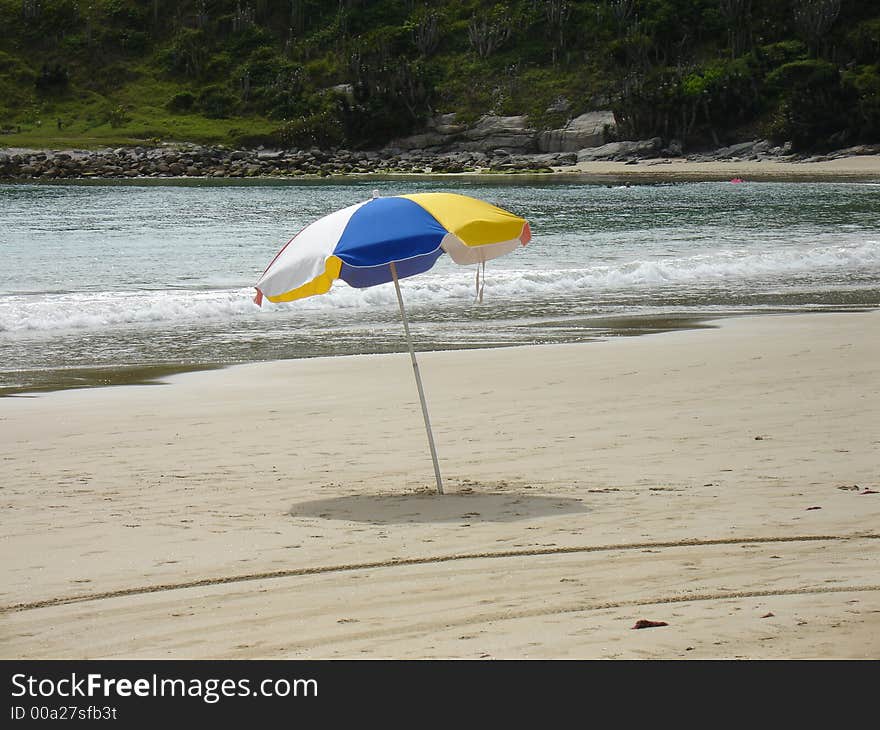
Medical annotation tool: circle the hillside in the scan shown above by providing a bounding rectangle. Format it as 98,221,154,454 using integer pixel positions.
0,0,878,152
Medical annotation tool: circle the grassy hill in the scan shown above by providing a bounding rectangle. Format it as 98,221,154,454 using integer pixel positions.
1,0,878,152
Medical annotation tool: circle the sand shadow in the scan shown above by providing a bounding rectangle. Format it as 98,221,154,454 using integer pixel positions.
289,490,589,524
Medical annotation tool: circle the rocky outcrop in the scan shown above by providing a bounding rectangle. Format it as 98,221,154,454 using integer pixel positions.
389,110,621,155
537,111,616,153
388,113,537,153
389,110,616,155
4,136,874,181
458,115,536,153
388,113,465,150
685,139,779,161
576,137,664,161
0,144,570,179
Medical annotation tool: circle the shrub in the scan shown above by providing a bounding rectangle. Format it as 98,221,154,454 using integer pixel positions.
34,63,70,91
167,91,195,113
765,60,853,149
197,85,238,119
107,105,130,128
847,19,880,65
275,111,343,149
158,28,209,78
843,65,880,142
237,46,305,118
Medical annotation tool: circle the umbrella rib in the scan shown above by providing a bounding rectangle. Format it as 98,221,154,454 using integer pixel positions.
390,261,444,495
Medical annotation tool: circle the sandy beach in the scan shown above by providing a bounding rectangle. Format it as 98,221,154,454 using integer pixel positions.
1,310,878,659
563,154,880,181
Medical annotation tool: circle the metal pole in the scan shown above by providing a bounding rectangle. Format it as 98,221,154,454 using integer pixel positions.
390,262,444,495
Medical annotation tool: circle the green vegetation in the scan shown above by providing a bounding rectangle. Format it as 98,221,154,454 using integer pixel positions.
1,0,878,151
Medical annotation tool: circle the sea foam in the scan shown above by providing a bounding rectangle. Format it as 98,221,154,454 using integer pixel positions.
2,239,877,335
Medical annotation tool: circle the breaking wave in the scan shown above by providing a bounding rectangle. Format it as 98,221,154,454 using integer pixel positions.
2,239,878,335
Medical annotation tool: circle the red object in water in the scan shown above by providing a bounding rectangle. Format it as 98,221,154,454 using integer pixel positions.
730,177,744,183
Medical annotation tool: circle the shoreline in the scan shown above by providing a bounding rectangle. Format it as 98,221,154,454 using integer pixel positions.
4,306,876,398
3,144,880,183
2,310,878,658
564,155,880,182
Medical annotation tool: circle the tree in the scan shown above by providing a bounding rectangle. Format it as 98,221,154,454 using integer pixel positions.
718,0,753,57
793,0,841,56
468,7,512,59
411,7,440,57
766,59,852,149
544,0,570,63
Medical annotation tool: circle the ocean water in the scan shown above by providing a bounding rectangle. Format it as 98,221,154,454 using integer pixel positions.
1,177,878,395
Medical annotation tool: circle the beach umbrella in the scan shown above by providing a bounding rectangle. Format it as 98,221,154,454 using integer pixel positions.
254,192,531,495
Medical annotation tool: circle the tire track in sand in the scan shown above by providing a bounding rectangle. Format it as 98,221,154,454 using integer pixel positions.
3,532,877,614
276,583,880,653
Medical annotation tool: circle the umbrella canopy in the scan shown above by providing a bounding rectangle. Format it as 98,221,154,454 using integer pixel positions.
255,193,530,304
254,192,531,494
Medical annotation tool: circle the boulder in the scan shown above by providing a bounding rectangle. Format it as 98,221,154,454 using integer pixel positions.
576,137,663,161
387,113,537,153
432,113,466,136
392,132,452,151
712,140,758,159
538,111,616,153
386,113,468,151
661,139,684,157
459,115,536,153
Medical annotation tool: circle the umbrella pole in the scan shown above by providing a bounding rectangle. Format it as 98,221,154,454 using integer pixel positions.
390,262,444,495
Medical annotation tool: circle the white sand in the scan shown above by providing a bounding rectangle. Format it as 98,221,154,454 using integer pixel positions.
1,311,878,658
561,154,880,180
